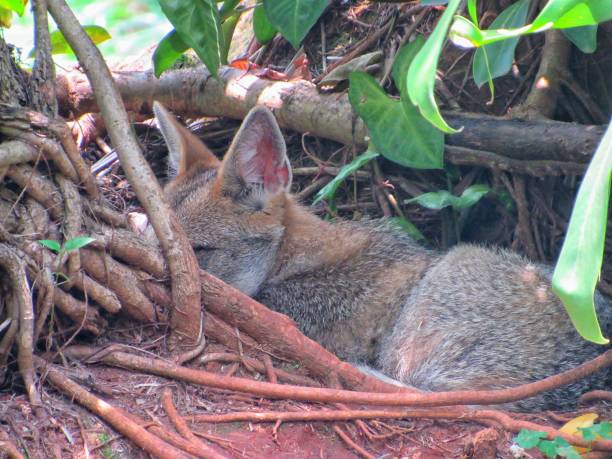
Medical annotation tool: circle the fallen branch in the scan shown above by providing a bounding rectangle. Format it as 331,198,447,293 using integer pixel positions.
55,67,604,168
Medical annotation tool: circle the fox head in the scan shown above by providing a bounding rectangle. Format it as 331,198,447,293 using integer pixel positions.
153,102,292,296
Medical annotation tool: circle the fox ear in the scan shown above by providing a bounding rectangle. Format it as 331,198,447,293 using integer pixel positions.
219,106,291,204
153,101,220,178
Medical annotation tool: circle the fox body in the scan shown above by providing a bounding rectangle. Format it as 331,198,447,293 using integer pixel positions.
153,102,610,411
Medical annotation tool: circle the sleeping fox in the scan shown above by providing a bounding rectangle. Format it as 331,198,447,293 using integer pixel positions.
151,101,610,411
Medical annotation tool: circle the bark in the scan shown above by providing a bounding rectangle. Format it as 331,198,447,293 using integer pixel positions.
56,67,604,169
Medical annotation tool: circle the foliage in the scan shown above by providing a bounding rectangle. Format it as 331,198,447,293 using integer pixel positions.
514,419,612,458
348,71,443,169
263,0,328,49
313,149,379,210
472,0,530,89
38,236,96,254
405,184,490,211
552,120,611,344
28,25,111,58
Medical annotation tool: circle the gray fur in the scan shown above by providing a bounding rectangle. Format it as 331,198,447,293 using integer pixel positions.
155,103,611,411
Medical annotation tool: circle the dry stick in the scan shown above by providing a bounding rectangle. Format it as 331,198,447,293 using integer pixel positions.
160,389,231,459
0,126,78,182
30,0,57,118
0,244,41,409
46,0,202,349
55,67,604,167
35,358,189,459
66,347,612,412
188,408,612,452
333,424,376,459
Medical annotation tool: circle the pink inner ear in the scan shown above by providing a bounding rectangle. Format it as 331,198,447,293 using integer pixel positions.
255,132,289,193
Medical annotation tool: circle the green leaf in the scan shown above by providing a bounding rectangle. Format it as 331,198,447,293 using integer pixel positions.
473,0,530,88
405,184,490,210
514,429,548,449
580,421,612,440
392,36,426,95
552,119,611,345
153,29,190,77
538,440,559,458
38,239,62,253
407,0,463,133
389,217,426,242
313,150,379,205
63,236,96,252
349,71,444,169
30,25,111,58
562,24,597,53
556,446,582,459
263,0,328,49
253,3,277,44
450,0,611,49
0,0,24,16
157,0,225,78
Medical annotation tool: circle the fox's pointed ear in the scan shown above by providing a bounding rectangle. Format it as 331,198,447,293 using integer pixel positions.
153,101,220,178
219,106,291,204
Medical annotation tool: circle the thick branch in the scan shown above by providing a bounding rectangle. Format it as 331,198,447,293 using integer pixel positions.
56,67,604,167
47,0,202,349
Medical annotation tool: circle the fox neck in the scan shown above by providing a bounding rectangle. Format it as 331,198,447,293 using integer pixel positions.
268,197,371,283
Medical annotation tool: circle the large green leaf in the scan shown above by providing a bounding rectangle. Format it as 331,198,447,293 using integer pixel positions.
157,0,224,78
0,0,24,16
263,0,328,49
406,0,463,133
473,0,530,88
253,3,277,44
313,150,379,206
349,72,444,169
30,25,111,58
152,29,189,77
562,24,598,53
38,239,61,253
63,236,96,252
450,0,611,48
405,184,490,210
552,120,612,345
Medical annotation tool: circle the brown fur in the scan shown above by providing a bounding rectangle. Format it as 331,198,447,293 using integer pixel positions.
152,102,611,411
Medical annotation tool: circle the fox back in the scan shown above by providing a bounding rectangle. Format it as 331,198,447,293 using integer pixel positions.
153,102,611,411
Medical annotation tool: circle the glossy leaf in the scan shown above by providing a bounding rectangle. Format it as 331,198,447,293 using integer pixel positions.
31,25,111,58
407,0,463,133
562,24,597,53
405,184,490,210
313,150,379,205
389,217,426,242
153,29,189,77
63,236,96,252
38,239,61,253
450,0,612,49
473,0,530,88
514,429,548,449
0,0,24,16
253,3,276,44
349,72,444,169
552,119,611,344
158,0,224,78
263,0,328,49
